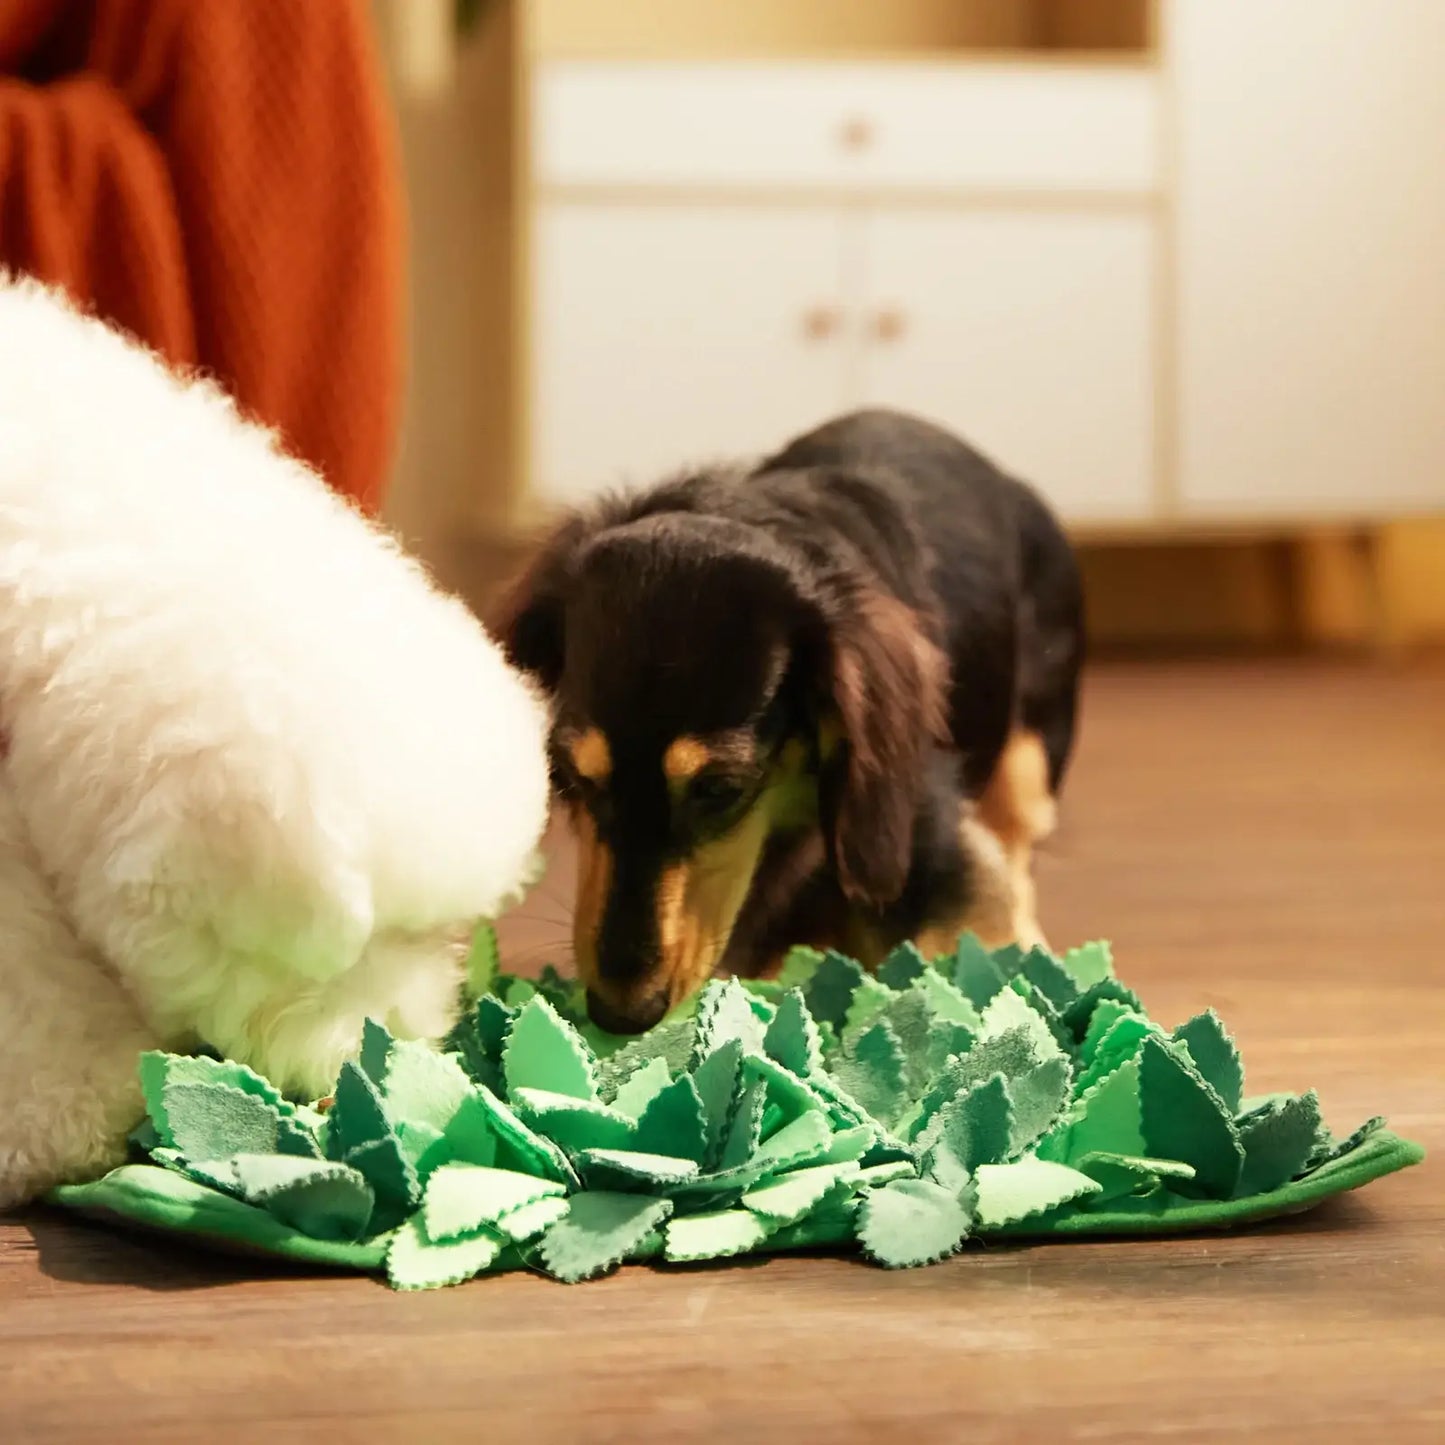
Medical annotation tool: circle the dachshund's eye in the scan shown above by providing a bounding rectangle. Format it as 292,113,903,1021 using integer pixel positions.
687,772,749,818
554,764,613,826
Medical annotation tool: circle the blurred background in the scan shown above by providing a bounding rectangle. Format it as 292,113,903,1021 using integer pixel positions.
373,0,1445,655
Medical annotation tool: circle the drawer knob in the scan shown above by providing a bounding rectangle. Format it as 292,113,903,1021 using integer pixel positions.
801,305,842,342
871,307,907,343
838,115,874,152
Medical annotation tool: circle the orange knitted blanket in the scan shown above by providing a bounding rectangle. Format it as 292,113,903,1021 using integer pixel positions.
0,0,404,513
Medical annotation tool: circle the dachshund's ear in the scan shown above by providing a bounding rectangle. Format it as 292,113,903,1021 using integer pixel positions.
818,591,951,908
489,516,589,692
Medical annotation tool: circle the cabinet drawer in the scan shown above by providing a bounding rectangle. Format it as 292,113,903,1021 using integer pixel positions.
535,60,1159,196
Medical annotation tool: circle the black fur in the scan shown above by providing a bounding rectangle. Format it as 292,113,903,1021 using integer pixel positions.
764,409,1084,793
496,408,1084,1031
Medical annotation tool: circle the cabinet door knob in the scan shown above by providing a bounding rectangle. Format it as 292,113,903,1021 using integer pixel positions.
838,115,874,152
801,305,842,341
871,307,907,342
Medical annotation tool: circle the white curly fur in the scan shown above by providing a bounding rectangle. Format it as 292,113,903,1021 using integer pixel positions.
0,276,551,1207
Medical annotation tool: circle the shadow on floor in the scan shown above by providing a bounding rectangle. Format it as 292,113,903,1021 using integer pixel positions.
18,1209,357,1293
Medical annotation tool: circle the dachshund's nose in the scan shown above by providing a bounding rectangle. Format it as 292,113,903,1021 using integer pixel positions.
586,987,670,1036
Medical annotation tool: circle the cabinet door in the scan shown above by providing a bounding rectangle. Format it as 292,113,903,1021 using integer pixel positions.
1171,0,1445,516
859,210,1156,523
532,204,849,507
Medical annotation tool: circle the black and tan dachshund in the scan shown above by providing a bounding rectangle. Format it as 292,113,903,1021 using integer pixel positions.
496,409,1084,1034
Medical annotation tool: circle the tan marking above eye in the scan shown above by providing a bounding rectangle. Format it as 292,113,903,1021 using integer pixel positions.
568,728,612,782
663,736,712,781
665,730,763,787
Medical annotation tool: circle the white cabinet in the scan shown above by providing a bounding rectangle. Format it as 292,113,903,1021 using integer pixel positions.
532,205,848,505
522,16,1445,532
1170,0,1445,518
860,210,1156,521
532,203,1155,519
530,59,1161,522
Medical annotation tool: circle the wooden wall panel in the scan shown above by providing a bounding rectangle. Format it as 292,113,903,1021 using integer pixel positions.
532,1,1037,57
1035,1,1151,51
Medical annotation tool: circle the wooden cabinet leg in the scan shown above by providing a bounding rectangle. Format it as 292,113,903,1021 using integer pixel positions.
1270,537,1306,649
1351,527,1405,661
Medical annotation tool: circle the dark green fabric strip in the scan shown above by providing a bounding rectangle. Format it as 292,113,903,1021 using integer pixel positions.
991,1131,1423,1237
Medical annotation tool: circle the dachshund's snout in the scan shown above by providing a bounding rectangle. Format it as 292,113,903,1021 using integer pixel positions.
585,987,670,1036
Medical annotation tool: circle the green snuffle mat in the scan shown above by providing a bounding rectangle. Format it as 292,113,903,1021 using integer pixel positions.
49,933,1424,1290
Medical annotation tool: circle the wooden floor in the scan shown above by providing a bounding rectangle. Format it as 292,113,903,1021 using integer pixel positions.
3,660,1443,1443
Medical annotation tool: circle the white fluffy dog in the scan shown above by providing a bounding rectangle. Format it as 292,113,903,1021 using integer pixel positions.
0,277,551,1207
